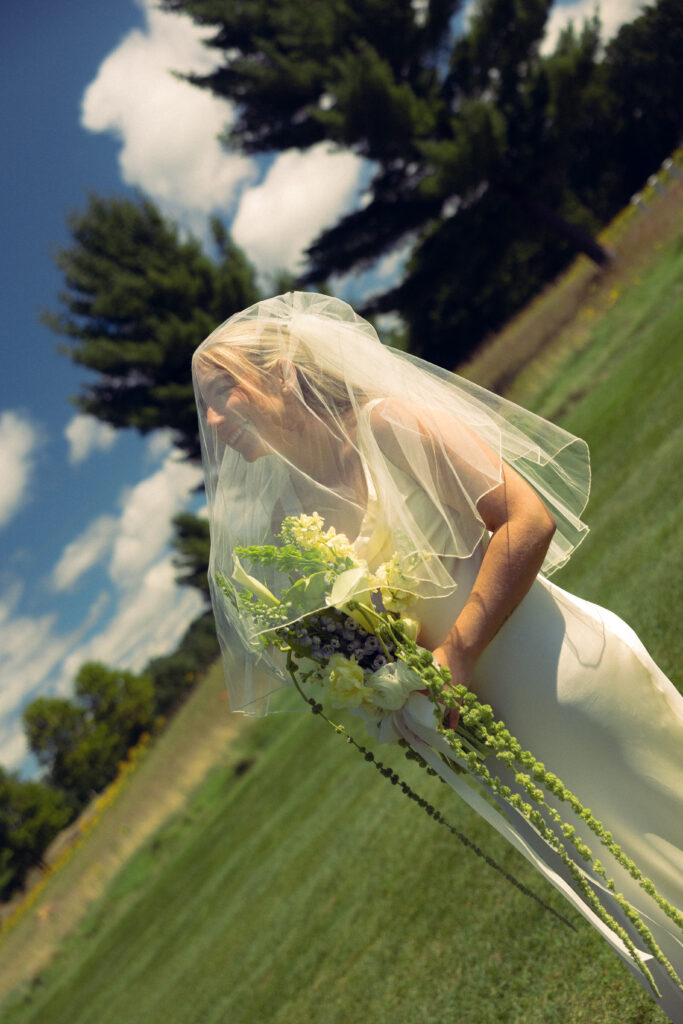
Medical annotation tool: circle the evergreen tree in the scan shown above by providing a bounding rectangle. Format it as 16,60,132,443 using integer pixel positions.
146,613,219,714
161,0,681,361
179,611,220,666
601,0,683,202
44,194,259,459
171,512,211,599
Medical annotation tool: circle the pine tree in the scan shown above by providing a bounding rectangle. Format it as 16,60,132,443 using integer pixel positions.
161,0,681,361
171,512,211,599
44,193,259,459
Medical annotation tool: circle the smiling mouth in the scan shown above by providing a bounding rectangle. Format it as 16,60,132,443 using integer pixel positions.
224,421,249,446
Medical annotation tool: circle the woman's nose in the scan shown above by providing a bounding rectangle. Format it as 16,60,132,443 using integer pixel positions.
206,406,224,428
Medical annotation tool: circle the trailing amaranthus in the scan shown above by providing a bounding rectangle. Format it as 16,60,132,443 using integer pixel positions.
217,513,683,998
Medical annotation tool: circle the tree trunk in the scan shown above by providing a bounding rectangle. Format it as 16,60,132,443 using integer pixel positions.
498,180,613,267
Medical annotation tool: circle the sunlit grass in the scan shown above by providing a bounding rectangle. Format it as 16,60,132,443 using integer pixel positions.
0,663,240,1001
1,212,681,1024
460,161,683,397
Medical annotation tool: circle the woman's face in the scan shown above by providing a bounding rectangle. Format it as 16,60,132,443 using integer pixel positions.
200,364,287,462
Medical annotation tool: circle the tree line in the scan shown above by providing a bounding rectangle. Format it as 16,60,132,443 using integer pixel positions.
163,0,682,363
2,533,215,902
3,0,680,901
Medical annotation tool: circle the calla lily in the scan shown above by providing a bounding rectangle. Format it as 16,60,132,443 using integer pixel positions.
232,553,280,606
326,567,374,606
401,617,420,642
326,568,377,629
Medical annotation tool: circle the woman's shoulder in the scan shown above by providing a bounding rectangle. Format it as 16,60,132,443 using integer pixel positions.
364,396,430,438
360,398,423,473
364,397,469,459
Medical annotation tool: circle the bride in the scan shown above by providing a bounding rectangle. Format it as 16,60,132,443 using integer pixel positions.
192,291,683,1021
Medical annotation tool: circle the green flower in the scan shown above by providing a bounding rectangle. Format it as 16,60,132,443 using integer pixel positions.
324,654,371,709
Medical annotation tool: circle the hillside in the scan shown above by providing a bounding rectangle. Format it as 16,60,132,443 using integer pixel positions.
1,181,681,1024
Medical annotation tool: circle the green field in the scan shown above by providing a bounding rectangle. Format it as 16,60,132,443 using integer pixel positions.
1,218,681,1024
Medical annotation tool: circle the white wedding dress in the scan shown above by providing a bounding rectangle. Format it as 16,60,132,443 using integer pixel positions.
356,465,683,1021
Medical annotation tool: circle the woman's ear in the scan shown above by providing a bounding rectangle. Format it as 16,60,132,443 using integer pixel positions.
277,358,297,394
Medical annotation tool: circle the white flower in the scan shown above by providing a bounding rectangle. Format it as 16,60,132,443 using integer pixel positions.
324,653,370,708
232,553,279,605
374,553,417,614
281,513,359,563
400,617,420,642
367,660,422,711
325,566,377,630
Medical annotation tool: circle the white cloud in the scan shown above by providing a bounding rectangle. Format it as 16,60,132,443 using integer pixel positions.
81,1,370,277
146,428,176,461
58,558,204,681
51,515,119,592
542,0,644,53
65,414,117,465
81,0,255,223
0,727,29,774
0,553,204,773
232,144,366,274
110,451,203,587
0,585,109,770
0,411,42,529
50,446,200,594
0,443,207,774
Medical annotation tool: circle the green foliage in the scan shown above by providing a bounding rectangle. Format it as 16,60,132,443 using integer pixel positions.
177,611,220,666
22,663,155,811
144,651,199,716
316,39,438,160
2,208,679,1024
22,700,88,778
170,512,211,599
160,0,682,364
44,194,259,459
74,663,155,745
0,770,70,900
601,0,683,203
145,612,219,714
165,0,455,153
377,188,582,364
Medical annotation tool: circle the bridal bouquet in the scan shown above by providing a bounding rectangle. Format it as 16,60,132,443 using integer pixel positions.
216,513,683,998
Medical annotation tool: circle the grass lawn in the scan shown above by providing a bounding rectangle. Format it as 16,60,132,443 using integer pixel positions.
0,220,681,1024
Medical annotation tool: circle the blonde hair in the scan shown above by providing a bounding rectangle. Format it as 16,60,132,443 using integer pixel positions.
193,320,358,416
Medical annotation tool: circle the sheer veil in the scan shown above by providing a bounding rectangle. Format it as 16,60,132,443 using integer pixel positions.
192,291,590,714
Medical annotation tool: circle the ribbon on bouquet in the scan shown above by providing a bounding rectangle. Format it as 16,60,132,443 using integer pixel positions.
379,692,673,979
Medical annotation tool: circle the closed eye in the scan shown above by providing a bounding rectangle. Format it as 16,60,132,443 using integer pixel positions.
205,377,236,408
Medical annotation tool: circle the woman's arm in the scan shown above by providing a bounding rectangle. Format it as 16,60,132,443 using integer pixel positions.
367,399,556,711
432,462,556,688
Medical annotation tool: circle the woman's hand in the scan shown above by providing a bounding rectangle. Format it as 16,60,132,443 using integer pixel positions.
370,398,556,723
430,637,474,730
430,465,556,730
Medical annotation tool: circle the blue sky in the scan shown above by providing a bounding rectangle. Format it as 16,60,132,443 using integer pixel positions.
0,0,643,775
